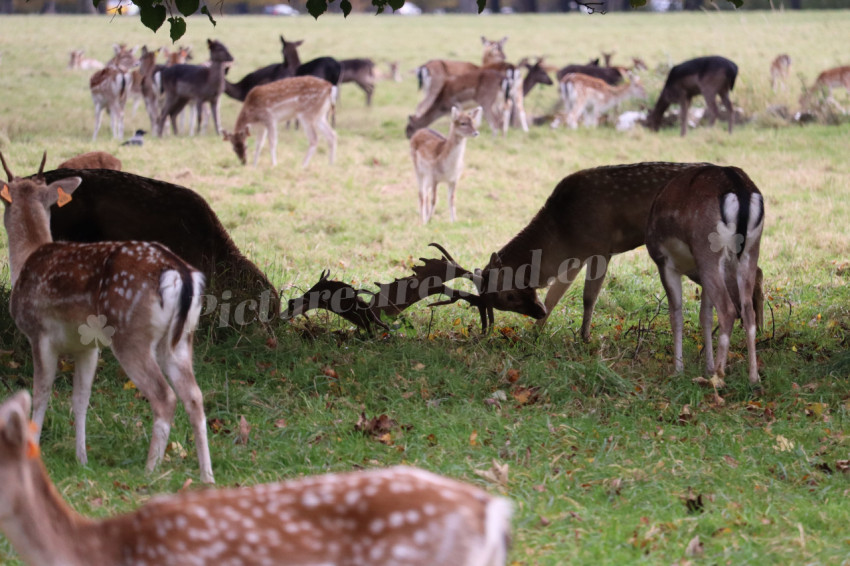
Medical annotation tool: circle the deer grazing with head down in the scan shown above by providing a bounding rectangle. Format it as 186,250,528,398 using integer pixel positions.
646,165,764,387
0,390,513,566
410,106,481,223
799,65,850,112
770,54,791,92
550,73,646,129
646,55,738,137
0,152,213,483
223,76,337,168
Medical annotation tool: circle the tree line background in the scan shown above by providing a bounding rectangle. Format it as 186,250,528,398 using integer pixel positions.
3,0,848,15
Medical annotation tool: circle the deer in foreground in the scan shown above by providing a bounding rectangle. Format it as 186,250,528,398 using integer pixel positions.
799,65,850,112
156,39,234,137
56,151,122,171
646,55,738,137
551,73,646,129
468,162,761,342
223,76,337,168
0,153,214,483
410,106,482,223
0,392,512,566
646,165,764,387
770,54,791,91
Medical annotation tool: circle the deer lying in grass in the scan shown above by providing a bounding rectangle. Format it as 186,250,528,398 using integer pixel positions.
340,58,377,106
68,49,104,70
800,65,850,112
551,73,646,129
467,162,759,342
410,106,481,223
0,391,512,566
770,54,791,91
646,55,738,137
646,165,764,387
0,153,213,483
56,151,122,171
223,76,337,168
156,39,234,137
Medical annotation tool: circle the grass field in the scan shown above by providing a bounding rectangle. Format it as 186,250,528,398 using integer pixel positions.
1,9,850,565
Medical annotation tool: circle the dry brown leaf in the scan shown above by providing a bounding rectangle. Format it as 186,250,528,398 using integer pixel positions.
474,459,509,487
322,366,339,379
685,535,704,557
723,455,739,468
274,419,287,428
506,368,520,383
469,430,479,446
677,404,694,425
236,415,250,445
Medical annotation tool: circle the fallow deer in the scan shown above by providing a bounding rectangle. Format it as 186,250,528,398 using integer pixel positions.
555,62,623,85
223,76,337,168
645,55,738,137
339,57,377,106
770,54,791,91
56,151,122,171
156,39,234,137
0,391,512,566
800,65,850,112
410,106,482,223
128,46,161,134
68,49,104,70
0,153,213,483
646,165,764,387
550,73,646,129
89,62,133,141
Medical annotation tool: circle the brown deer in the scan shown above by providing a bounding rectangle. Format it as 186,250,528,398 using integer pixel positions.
410,106,481,223
646,56,738,137
769,54,791,91
551,73,646,129
339,57,377,106
0,391,513,566
56,151,122,171
0,153,214,483
800,65,850,111
68,49,104,70
127,46,161,133
89,44,138,141
156,39,234,137
223,76,337,168
646,165,764,387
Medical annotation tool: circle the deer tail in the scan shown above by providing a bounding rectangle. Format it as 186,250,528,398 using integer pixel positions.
719,167,763,259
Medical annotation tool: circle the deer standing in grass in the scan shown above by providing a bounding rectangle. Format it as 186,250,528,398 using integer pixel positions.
551,73,646,129
770,54,791,91
0,152,213,483
410,106,481,224
0,390,512,566
800,65,850,112
646,165,764,387
89,44,138,141
223,76,337,168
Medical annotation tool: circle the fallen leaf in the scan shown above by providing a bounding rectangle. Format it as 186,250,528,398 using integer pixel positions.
236,415,250,445
474,459,509,487
469,430,479,446
123,381,136,390
322,367,339,379
774,435,794,452
685,535,704,557
682,488,705,514
274,419,287,428
539,516,550,527
506,368,520,383
677,404,694,425
723,455,739,468
412,362,426,371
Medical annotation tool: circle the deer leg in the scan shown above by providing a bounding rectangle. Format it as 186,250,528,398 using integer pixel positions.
737,258,761,386
580,254,612,342
92,103,105,142
536,258,584,329
659,264,684,373
700,269,737,379
253,127,268,167
447,180,458,223
428,180,438,223
365,83,374,107
300,117,319,168
417,173,430,224
513,89,529,132
211,97,222,136
71,348,99,466
316,117,337,165
718,89,735,134
193,101,205,137
702,90,721,128
29,342,60,445
267,121,279,167
678,96,691,137
699,288,716,377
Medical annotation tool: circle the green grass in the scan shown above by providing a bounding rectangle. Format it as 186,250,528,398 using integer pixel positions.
2,10,850,565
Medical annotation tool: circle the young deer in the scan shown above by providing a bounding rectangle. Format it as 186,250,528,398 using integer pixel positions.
339,58,377,106
68,49,104,70
646,55,738,137
551,73,646,129
56,151,122,171
769,54,791,91
156,39,234,137
127,46,161,134
646,165,764,387
223,76,337,168
410,106,482,224
800,65,850,111
89,49,135,141
0,391,512,566
0,153,213,483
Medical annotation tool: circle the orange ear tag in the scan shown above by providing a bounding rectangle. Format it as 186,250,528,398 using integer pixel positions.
56,187,73,207
0,184,11,204
26,421,40,459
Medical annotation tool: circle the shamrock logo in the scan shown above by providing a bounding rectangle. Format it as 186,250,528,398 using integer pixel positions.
708,222,744,256
78,314,115,348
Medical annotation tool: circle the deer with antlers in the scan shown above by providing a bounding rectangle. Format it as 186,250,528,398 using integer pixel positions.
0,389,512,566
0,152,213,483
646,165,765,387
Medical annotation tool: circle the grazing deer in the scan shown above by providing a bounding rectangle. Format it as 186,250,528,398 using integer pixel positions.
551,73,646,129
769,54,791,91
156,39,234,137
410,106,482,223
646,165,764,387
56,151,122,171
800,65,850,111
0,153,214,483
0,391,512,566
68,49,104,70
646,55,738,137
223,76,337,168
339,58,377,106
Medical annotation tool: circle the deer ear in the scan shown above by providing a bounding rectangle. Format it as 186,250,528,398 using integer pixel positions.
469,106,483,126
46,177,82,207
481,36,487,45
0,391,32,454
489,253,502,269
500,36,508,46
451,106,460,120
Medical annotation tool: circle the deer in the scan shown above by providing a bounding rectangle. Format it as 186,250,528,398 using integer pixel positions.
550,73,646,129
0,153,214,484
0,391,513,566
223,76,337,168
224,35,302,102
339,57,377,106
461,162,764,342
770,54,791,91
126,46,162,133
799,65,850,112
156,39,234,137
68,49,104,70
555,61,623,86
646,165,764,388
56,151,122,171
410,106,482,224
645,55,738,137
89,62,133,141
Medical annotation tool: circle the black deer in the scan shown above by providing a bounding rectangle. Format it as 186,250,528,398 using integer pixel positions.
646,55,738,137
339,58,376,106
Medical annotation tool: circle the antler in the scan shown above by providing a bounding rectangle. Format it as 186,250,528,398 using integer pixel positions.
282,270,387,333
36,151,47,181
0,152,13,181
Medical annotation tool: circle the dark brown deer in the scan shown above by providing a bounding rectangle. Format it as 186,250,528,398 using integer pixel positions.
339,58,376,106
156,39,234,137
646,165,764,387
224,35,301,102
646,55,738,137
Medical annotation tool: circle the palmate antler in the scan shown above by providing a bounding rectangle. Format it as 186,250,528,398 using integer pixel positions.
282,244,494,333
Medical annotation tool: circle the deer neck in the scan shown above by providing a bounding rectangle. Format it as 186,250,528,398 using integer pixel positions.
3,203,54,287
439,126,469,161
497,206,564,284
0,460,98,566
208,60,227,92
